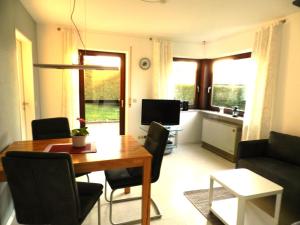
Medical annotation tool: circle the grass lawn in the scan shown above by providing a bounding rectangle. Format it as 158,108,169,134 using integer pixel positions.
85,103,119,122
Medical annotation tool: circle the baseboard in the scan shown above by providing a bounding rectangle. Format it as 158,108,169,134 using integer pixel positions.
201,142,236,162
5,211,14,225
0,183,14,225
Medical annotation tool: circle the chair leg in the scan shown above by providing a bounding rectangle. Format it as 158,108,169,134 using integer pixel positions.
108,188,161,225
86,174,90,183
104,179,110,202
98,198,101,225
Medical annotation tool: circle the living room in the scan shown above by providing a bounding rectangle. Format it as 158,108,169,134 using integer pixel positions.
1,0,300,225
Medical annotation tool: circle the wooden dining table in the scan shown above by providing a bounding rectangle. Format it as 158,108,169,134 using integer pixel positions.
0,135,152,225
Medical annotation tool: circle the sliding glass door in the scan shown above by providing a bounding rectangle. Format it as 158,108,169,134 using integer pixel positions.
79,50,125,136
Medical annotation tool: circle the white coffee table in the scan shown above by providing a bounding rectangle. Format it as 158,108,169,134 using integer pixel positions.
208,169,283,225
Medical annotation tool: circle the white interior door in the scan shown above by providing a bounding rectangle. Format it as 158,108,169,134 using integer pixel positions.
16,30,36,140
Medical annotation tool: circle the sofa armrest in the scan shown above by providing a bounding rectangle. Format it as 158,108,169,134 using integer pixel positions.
237,139,268,159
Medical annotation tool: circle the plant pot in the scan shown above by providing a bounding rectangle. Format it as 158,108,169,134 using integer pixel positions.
72,136,87,148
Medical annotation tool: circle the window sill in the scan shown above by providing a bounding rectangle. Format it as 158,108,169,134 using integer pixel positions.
180,109,201,113
199,110,243,125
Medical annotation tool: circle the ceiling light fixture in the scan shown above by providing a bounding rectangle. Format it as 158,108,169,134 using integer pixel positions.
34,0,118,70
293,0,300,7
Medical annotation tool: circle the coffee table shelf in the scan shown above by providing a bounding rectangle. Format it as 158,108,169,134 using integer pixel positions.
211,198,238,225
209,169,283,225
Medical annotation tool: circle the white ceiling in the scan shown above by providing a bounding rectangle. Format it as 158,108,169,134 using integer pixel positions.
20,0,299,43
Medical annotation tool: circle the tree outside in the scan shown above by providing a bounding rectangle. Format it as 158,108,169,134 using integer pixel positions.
174,84,194,105
211,84,246,110
84,70,120,122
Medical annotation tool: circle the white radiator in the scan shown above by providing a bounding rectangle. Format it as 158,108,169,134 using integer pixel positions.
201,118,239,155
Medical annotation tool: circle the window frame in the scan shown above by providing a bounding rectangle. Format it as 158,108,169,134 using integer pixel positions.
172,57,201,109
208,52,252,116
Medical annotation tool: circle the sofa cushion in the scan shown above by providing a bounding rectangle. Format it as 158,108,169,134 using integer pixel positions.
267,131,300,166
237,157,300,204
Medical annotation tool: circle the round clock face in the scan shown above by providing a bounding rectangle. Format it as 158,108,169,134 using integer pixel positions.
139,58,151,70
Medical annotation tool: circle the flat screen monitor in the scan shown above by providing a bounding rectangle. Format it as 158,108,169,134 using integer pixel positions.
141,99,181,125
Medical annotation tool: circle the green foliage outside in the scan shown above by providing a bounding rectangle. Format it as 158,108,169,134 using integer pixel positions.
175,84,194,104
85,103,119,122
84,70,120,122
84,70,120,100
212,84,246,110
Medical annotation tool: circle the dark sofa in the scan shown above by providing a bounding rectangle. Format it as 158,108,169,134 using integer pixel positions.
236,131,300,225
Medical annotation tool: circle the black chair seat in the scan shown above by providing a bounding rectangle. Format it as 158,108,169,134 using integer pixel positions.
105,168,142,190
77,182,103,222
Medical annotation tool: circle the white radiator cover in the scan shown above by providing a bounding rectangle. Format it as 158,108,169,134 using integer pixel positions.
201,118,239,154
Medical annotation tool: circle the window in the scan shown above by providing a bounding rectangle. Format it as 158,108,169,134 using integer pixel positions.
171,59,199,108
211,55,254,111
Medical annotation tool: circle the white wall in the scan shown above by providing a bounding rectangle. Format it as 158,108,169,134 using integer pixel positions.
206,29,255,58
173,41,205,59
0,0,38,224
272,12,300,136
178,111,203,144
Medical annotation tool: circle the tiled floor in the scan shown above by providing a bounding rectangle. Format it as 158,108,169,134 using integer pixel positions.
81,144,234,225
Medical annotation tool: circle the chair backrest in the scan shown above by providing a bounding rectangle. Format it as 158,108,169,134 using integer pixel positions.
2,151,81,225
145,122,169,182
32,117,71,140
128,121,169,183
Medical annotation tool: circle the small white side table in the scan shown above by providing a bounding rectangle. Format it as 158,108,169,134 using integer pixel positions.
208,169,283,225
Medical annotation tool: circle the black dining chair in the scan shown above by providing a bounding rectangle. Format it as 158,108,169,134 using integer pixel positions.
2,151,103,225
31,117,71,140
31,117,90,181
104,121,169,225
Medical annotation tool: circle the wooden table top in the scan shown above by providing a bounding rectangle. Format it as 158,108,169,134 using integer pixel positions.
0,135,152,182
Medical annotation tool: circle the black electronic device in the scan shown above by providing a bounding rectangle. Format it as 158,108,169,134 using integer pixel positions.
182,101,189,111
141,99,181,125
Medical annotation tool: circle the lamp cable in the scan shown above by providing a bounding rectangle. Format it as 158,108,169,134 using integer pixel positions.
71,0,86,50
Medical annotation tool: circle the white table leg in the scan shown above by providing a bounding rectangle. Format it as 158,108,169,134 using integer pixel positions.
274,192,282,225
208,177,214,209
237,198,246,225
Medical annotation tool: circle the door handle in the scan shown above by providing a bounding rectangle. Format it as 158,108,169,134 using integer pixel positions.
121,100,124,108
208,86,212,94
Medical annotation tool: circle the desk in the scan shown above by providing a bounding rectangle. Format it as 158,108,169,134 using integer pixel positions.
0,135,152,225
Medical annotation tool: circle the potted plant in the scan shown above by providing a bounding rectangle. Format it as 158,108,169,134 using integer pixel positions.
71,118,89,147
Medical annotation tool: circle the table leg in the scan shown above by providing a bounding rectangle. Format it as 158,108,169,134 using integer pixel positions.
208,177,214,210
274,192,282,225
142,157,152,225
237,198,246,225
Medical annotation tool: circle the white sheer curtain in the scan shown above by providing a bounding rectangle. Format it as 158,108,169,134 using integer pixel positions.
152,39,173,99
60,29,79,129
242,22,283,140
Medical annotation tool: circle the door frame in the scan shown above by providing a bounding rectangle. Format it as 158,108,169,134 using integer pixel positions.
15,29,36,140
78,50,126,135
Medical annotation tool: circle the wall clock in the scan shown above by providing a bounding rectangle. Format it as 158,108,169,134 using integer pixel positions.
139,58,151,70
